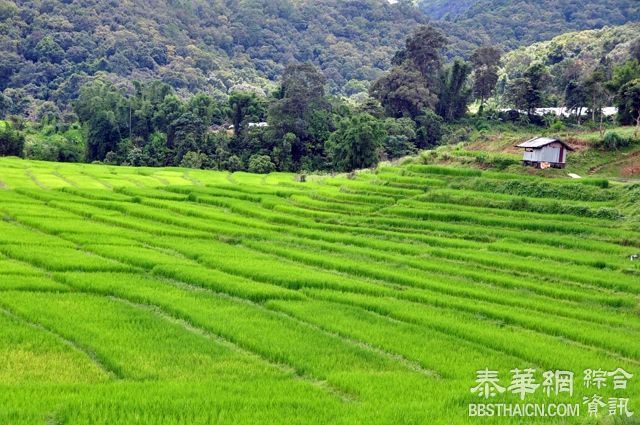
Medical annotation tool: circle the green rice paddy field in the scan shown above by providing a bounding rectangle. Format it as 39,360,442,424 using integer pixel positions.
0,157,639,424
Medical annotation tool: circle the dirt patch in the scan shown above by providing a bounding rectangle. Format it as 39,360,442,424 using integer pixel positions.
622,164,640,177
621,151,640,177
563,137,590,152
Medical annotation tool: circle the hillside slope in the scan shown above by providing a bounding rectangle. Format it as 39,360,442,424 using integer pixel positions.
0,0,425,110
2,0,640,117
500,24,640,96
423,0,640,57
0,157,638,423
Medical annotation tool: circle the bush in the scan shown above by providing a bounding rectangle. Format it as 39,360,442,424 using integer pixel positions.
594,132,632,150
0,124,25,157
549,119,565,131
26,134,84,162
225,155,244,172
180,151,208,169
415,110,444,148
247,154,275,174
104,151,118,165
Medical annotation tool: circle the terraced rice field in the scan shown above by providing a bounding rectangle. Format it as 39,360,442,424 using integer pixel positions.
0,158,638,424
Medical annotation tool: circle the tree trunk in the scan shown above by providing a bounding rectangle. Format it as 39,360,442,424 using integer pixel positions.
635,110,640,140
577,107,582,125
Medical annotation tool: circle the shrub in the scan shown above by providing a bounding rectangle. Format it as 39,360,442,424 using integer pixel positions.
594,132,631,150
248,154,276,174
225,155,244,172
0,124,25,157
549,119,565,131
180,151,207,169
104,151,118,165
415,110,444,148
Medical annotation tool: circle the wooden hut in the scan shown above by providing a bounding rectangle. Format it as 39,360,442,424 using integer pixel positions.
516,137,574,169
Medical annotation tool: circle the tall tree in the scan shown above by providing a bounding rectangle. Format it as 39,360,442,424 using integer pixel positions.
506,63,550,115
0,123,25,157
269,63,330,166
228,92,266,137
471,46,501,112
325,114,385,172
564,79,589,123
370,24,446,119
607,60,640,125
369,64,436,118
437,58,472,122
618,79,640,137
74,80,129,161
398,25,447,83
582,67,610,130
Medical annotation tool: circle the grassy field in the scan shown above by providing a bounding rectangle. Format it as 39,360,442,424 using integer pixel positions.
429,125,640,179
0,158,638,424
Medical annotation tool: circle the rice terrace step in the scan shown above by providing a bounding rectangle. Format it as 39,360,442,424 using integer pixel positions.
0,158,638,424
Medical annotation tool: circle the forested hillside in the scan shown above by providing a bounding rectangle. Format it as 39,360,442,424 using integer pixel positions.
501,23,640,103
4,0,640,120
421,0,640,57
0,0,425,116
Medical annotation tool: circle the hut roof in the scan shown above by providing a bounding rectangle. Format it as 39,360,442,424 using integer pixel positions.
516,137,575,151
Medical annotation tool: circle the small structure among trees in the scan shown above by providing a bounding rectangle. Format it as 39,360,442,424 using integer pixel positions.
516,137,574,169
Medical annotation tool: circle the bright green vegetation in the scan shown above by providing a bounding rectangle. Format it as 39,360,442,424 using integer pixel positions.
501,23,640,99
0,157,638,424
429,0,640,57
414,123,640,179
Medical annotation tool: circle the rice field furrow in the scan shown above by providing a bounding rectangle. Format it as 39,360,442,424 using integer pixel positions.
0,304,122,380
105,294,358,402
11,185,636,342
0,157,638,424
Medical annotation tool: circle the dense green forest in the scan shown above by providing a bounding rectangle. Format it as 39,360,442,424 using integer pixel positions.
1,1,640,174
3,21,640,174
500,24,640,106
421,0,640,57
2,0,639,120
0,0,425,117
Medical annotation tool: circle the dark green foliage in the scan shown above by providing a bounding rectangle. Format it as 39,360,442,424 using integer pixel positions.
397,25,448,81
471,47,501,111
506,64,550,114
594,132,635,150
415,111,444,149
0,0,428,114
501,25,639,116
422,0,640,58
437,59,472,122
25,134,83,163
74,80,129,162
382,118,418,159
371,25,446,119
269,63,331,166
228,92,267,137
0,123,25,157
326,114,385,172
247,154,276,174
369,65,436,119
179,151,207,169
616,78,640,127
